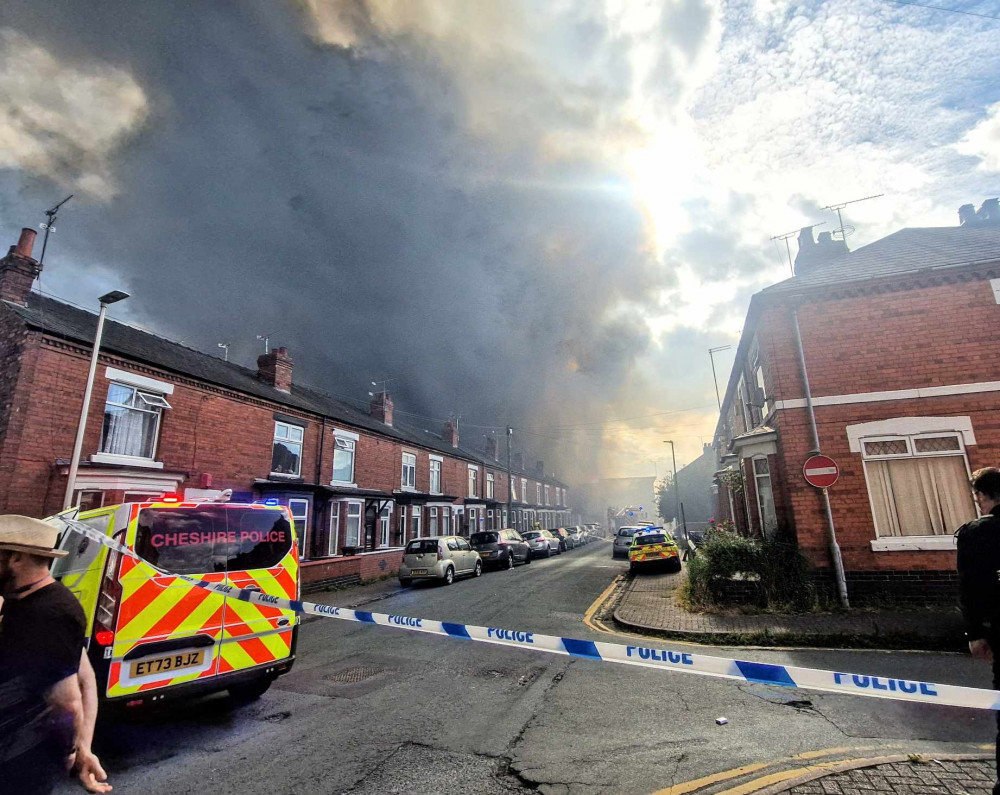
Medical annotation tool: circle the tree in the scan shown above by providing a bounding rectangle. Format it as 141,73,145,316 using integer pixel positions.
655,474,677,523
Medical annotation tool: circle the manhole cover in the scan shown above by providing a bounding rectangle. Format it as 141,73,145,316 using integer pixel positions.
326,666,386,684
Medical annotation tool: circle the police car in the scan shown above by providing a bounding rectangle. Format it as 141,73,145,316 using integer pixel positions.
628,527,681,574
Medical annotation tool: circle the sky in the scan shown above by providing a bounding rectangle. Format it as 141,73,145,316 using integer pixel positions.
1,0,998,486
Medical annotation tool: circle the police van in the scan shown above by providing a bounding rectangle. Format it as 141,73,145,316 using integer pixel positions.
49,496,300,707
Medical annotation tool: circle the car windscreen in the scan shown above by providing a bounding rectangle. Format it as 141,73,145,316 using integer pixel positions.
134,507,293,575
470,532,499,545
523,532,540,539
617,528,637,537
406,539,439,554
634,534,667,546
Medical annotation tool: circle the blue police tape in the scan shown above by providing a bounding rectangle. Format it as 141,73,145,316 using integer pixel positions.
60,517,1000,712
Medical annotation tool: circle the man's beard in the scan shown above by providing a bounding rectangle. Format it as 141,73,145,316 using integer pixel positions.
0,571,12,595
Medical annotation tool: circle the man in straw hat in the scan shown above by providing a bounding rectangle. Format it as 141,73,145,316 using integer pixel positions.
0,515,112,793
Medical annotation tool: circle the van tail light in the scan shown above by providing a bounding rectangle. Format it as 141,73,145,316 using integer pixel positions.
94,544,125,646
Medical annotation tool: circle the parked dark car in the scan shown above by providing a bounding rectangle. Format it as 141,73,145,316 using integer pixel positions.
547,527,570,552
470,529,532,569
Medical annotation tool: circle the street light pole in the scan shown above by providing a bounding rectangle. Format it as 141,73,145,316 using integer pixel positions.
708,345,732,410
664,440,684,538
63,290,130,509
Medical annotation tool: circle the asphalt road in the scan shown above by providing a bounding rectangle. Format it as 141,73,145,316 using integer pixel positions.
60,541,996,795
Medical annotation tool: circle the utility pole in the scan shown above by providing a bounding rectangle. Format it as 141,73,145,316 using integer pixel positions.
506,426,513,528
664,440,682,539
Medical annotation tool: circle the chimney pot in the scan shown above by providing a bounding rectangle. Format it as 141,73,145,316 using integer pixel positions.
959,203,977,226
978,198,1000,224
1,227,43,304
15,228,36,258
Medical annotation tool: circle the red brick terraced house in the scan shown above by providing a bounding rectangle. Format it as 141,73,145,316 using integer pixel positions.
712,199,1000,603
0,228,572,591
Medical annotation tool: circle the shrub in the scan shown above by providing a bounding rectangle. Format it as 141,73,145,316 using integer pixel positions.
684,530,813,610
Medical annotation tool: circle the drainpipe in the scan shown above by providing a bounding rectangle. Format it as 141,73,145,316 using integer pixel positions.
792,308,849,608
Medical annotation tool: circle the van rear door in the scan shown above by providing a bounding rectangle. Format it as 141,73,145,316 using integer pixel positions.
217,506,297,677
107,504,230,698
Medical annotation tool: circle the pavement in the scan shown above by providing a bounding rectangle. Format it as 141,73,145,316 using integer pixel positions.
613,568,965,649
58,540,997,795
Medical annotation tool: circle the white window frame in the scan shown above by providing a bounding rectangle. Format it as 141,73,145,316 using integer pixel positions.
486,471,495,499
289,498,309,556
429,455,443,494
429,506,439,536
411,507,422,539
544,485,550,506
535,483,541,504
270,421,304,478
468,465,479,498
332,429,358,486
752,456,777,537
502,509,508,527
345,500,363,547
399,505,408,543
329,506,340,556
401,452,417,490
97,381,171,464
379,500,394,548
855,427,977,551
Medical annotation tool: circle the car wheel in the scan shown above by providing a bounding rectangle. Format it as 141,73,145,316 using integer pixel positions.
559,542,566,553
524,550,532,564
629,562,636,574
443,566,455,585
505,552,514,570
666,557,682,573
229,677,273,704
399,578,412,587
474,560,483,577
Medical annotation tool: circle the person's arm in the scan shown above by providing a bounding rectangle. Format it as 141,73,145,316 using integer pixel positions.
956,531,991,658
74,651,112,793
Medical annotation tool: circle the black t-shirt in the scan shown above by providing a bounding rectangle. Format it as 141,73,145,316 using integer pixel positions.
0,581,87,761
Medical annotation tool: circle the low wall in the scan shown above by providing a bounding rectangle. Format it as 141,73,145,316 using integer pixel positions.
301,549,404,593
809,569,959,605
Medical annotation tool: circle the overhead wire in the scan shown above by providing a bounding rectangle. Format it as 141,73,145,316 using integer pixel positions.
883,0,1000,20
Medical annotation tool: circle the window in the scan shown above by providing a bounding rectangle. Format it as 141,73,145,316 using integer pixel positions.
100,383,170,460
329,507,339,556
402,452,416,489
379,502,392,547
457,537,472,552
398,505,407,543
510,476,517,501
536,483,541,504
468,466,479,498
442,507,450,533
345,502,363,547
288,499,309,554
270,422,303,476
468,507,477,532
429,506,439,535
487,509,494,529
502,509,508,527
486,472,494,499
860,433,976,539
430,458,442,494
520,478,527,503
544,485,550,505
737,375,752,433
134,506,292,574
752,457,777,537
74,490,104,512
411,507,421,539
752,350,772,422
332,436,356,484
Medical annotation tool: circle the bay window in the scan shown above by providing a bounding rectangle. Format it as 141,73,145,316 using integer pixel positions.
429,506,439,535
752,457,777,537
345,501,363,547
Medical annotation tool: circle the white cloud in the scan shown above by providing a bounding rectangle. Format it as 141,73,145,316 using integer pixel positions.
0,29,147,200
955,101,1000,173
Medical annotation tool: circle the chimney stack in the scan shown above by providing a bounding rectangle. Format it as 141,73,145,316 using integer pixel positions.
959,203,977,226
369,391,394,426
958,199,1000,227
485,433,498,461
0,228,41,305
257,347,294,393
443,418,459,448
794,226,848,276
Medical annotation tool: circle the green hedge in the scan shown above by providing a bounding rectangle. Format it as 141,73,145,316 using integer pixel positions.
685,531,813,610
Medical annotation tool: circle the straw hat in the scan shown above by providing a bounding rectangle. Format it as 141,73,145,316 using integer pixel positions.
0,515,68,558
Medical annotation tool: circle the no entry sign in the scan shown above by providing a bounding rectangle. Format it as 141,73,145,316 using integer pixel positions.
803,455,840,488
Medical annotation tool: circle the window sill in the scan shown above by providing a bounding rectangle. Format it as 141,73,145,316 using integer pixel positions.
399,486,417,493
268,472,302,480
90,453,164,470
870,536,957,552
330,481,358,489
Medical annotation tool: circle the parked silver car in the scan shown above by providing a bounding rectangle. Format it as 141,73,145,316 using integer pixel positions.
612,526,641,558
522,529,560,557
399,536,482,586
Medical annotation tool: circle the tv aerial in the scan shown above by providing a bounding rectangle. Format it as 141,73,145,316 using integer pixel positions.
38,194,74,265
822,194,884,244
769,223,825,274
